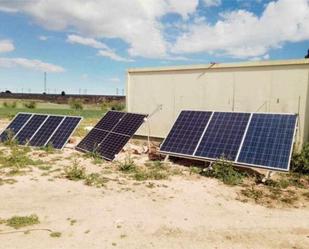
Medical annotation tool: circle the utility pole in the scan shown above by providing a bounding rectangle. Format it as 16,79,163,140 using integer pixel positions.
44,72,47,93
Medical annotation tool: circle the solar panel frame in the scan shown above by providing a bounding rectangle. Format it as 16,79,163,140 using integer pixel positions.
159,110,298,172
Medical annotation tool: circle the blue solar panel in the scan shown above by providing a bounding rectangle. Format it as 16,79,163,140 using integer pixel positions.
77,129,109,152
29,116,64,147
160,111,213,155
195,112,250,160
47,117,82,149
95,111,125,131
0,113,32,142
96,133,129,160
113,113,146,136
15,115,48,145
236,114,297,171
160,111,297,172
76,111,147,160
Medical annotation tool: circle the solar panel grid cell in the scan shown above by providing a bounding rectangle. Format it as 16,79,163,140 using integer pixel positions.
77,129,109,152
195,112,250,161
29,116,64,147
47,117,82,149
237,114,297,170
160,111,213,155
96,133,129,160
15,114,48,145
0,113,32,142
95,111,125,130
112,113,146,136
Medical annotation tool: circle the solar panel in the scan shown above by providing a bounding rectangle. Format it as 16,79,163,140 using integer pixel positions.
112,113,147,136
236,114,297,171
160,111,212,155
15,114,48,145
0,113,82,149
29,116,64,147
94,111,125,131
47,116,82,149
195,112,250,161
96,133,130,160
0,113,32,142
160,110,297,172
76,111,147,160
77,129,109,152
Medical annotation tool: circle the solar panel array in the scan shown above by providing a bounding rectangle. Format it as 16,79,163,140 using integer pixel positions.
160,111,297,171
0,113,82,149
76,111,147,161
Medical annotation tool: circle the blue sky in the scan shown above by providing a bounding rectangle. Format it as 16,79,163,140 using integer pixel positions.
0,0,308,95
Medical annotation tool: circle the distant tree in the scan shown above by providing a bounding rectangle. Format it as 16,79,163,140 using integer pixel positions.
61,91,66,96
305,49,309,59
5,90,12,94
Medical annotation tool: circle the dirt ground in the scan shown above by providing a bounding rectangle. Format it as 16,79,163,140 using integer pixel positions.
0,120,309,249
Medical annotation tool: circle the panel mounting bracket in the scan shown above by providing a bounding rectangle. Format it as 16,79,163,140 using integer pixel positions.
262,170,275,182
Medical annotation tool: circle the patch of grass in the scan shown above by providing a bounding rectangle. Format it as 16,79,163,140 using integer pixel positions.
0,145,44,173
189,166,202,175
118,156,137,172
3,101,17,108
40,143,55,154
23,101,37,109
202,159,246,185
291,144,309,174
68,98,84,110
84,151,103,165
50,231,62,238
84,173,108,187
5,214,40,229
64,160,86,181
241,186,264,202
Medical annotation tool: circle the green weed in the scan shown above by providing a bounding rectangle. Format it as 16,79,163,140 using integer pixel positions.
202,159,246,185
50,231,62,238
64,160,86,181
5,214,40,229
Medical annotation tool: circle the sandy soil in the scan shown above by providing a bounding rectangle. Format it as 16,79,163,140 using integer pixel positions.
0,120,308,248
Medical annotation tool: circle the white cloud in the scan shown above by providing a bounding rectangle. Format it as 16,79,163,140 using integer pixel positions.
0,40,15,53
1,0,309,60
66,34,109,49
0,0,198,59
173,0,309,58
38,35,48,41
0,57,65,72
97,50,133,62
203,0,222,7
67,34,132,62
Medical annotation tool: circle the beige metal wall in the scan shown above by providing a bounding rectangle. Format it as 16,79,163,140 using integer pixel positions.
127,59,309,147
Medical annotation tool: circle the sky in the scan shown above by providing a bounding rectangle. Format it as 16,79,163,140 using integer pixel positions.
0,0,309,95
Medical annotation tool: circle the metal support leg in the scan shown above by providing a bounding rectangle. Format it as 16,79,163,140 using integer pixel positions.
262,170,274,182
